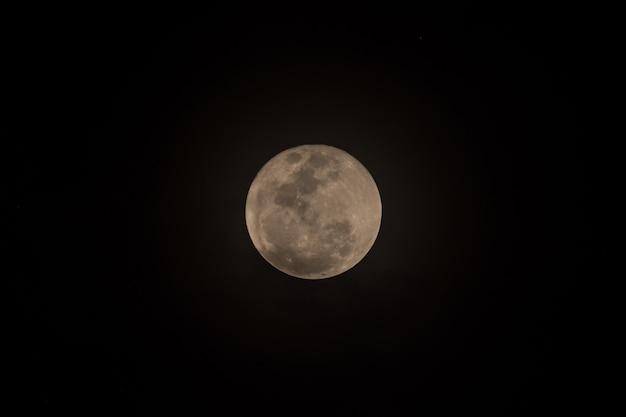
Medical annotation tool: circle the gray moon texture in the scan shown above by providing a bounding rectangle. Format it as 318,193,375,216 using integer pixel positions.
245,144,382,279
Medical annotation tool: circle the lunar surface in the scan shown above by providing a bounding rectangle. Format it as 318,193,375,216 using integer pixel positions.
245,144,382,279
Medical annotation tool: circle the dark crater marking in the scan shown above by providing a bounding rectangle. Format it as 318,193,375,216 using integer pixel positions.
293,167,319,195
307,152,331,169
286,152,302,163
338,245,351,257
274,182,297,207
273,167,320,208
324,219,352,236
327,170,340,181
320,219,353,247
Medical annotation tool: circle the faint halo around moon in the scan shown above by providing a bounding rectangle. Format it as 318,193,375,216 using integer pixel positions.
245,144,382,279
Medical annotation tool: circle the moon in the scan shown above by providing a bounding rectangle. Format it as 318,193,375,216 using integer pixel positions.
245,144,382,279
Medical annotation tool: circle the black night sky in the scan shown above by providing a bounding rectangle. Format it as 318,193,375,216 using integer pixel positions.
8,4,603,415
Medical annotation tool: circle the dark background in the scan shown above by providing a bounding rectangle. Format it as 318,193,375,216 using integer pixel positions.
7,4,603,415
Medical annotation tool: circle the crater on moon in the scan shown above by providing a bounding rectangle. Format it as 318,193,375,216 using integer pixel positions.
245,144,382,279
286,152,302,164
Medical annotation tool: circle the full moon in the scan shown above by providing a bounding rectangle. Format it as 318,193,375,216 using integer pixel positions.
245,144,382,279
